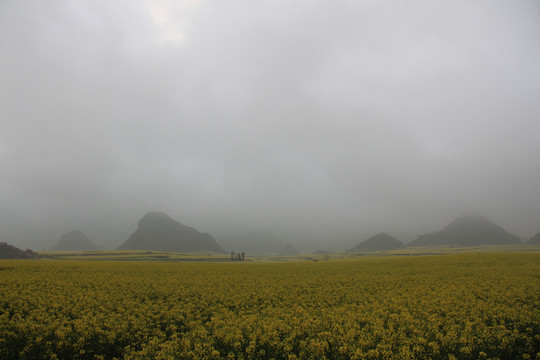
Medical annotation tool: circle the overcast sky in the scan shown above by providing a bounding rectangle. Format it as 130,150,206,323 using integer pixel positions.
1,0,539,250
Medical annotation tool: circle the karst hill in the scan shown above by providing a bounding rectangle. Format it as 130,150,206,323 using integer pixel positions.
53,230,97,251
117,211,225,253
409,214,521,247
348,233,404,252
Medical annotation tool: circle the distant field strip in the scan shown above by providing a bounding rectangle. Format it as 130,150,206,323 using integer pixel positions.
1,253,539,359
41,250,232,262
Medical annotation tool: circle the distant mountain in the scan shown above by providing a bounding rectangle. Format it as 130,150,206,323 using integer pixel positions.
117,211,225,253
348,233,404,252
409,215,521,247
312,250,331,255
220,231,298,256
278,243,300,256
53,230,97,251
0,242,36,259
528,232,540,245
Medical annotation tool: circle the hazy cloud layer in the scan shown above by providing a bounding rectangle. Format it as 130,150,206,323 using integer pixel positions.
1,0,539,250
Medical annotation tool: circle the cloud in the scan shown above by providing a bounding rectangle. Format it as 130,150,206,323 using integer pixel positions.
0,0,539,249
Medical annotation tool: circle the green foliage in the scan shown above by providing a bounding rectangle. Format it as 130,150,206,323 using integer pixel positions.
1,253,539,359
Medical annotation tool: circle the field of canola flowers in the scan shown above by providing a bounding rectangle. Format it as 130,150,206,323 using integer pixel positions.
0,252,539,360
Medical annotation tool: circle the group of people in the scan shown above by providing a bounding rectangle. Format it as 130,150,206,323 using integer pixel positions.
230,251,245,261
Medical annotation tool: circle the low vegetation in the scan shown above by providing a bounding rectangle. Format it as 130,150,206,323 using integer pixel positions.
0,242,38,259
1,252,539,359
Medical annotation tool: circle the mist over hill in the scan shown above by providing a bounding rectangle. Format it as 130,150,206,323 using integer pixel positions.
53,230,97,251
278,243,300,256
348,233,404,252
408,215,521,247
220,231,298,256
117,212,225,253
528,232,540,245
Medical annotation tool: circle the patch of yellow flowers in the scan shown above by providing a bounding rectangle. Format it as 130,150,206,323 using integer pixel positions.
0,253,538,359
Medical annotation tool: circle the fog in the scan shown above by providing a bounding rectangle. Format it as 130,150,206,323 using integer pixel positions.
1,0,539,251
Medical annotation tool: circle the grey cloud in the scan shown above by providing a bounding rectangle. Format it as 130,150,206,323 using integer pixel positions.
1,0,539,250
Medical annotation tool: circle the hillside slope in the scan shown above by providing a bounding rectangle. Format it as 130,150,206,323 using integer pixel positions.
348,233,404,252
0,242,36,259
117,212,225,253
409,215,520,247
53,230,97,251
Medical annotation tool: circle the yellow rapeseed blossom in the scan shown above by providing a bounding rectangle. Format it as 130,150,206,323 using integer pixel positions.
0,253,538,359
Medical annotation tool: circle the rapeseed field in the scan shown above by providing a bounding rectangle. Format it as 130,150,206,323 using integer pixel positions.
0,253,538,359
